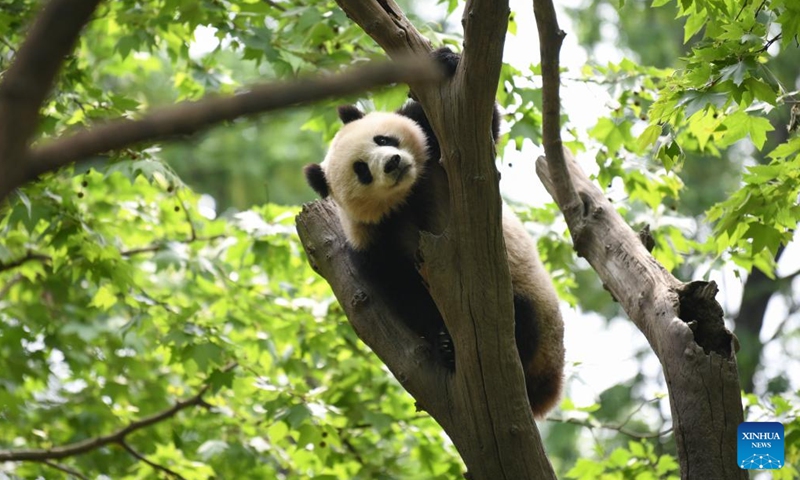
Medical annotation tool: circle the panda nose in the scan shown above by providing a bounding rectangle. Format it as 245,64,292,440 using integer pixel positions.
384,155,401,174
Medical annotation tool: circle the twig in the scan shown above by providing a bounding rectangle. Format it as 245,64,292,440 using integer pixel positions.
40,460,89,480
118,440,186,480
0,0,103,200
0,251,51,273
0,36,17,54
341,437,365,465
758,33,782,53
16,58,441,199
0,362,237,462
0,234,227,274
176,191,197,241
0,273,23,298
754,0,768,17
261,0,286,12
122,234,226,256
734,0,750,22
767,312,796,343
618,397,660,430
547,416,673,439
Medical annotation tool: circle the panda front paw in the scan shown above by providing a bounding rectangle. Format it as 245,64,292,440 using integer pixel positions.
431,47,460,77
436,328,455,369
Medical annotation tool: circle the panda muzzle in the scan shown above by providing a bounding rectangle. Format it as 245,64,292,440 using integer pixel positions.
384,154,402,174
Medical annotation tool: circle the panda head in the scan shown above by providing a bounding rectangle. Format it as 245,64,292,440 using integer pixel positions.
305,105,429,227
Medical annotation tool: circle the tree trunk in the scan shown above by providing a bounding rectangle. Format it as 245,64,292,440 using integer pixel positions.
296,0,750,478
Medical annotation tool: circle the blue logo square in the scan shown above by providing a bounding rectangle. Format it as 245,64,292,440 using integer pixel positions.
738,422,784,470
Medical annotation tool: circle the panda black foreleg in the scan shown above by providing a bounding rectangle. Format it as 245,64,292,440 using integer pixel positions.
400,46,501,152
431,47,460,77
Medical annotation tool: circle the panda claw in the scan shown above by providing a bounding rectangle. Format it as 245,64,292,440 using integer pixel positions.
436,329,455,369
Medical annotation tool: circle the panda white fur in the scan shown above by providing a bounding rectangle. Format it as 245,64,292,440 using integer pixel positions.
304,48,565,417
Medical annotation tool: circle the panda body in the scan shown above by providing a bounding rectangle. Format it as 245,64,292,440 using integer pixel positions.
304,53,564,418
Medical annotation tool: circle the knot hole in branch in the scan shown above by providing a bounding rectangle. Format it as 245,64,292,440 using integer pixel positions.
579,191,593,218
350,290,369,308
678,280,732,357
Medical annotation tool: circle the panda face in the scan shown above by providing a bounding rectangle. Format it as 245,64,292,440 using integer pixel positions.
320,112,428,224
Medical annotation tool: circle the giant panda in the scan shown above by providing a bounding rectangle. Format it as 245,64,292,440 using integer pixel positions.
304,48,565,418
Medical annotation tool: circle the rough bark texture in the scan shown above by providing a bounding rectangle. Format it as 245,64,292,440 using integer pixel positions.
536,153,746,479
296,0,557,478
531,0,747,476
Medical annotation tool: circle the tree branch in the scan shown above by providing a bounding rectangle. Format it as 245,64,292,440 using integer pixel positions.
535,145,745,480
0,251,51,274
0,234,226,275
118,440,186,480
40,460,89,480
416,0,557,476
0,0,103,201
459,0,508,125
0,363,236,462
547,416,673,439
334,1,430,58
295,200,446,413
532,1,745,478
532,0,577,210
6,59,441,201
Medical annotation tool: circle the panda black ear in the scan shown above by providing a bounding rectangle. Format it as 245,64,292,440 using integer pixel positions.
304,164,330,198
338,105,365,124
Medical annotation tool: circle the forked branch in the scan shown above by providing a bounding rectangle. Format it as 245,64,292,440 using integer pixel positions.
297,1,557,478
532,0,745,478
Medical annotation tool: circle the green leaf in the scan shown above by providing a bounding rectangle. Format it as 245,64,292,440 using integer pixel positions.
90,284,117,310
684,12,707,42
745,78,778,105
186,342,225,371
637,124,662,152
719,61,748,86
745,222,783,255
629,441,646,458
718,111,774,150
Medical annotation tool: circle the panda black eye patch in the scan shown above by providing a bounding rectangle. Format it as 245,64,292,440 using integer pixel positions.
373,135,400,147
353,161,373,184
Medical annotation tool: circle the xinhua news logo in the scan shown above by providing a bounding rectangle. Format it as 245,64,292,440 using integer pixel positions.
737,422,784,470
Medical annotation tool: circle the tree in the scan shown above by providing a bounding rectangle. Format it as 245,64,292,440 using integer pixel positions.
0,0,799,479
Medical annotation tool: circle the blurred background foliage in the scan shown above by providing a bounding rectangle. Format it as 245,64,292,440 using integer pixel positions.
0,0,799,477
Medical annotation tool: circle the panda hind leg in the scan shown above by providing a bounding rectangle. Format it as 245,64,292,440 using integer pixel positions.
514,294,564,418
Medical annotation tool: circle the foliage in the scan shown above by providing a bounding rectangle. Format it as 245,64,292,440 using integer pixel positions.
566,440,679,480
1,0,800,477
0,165,462,478
569,0,800,277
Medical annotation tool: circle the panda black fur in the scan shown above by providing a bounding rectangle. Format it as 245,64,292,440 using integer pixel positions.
304,48,565,418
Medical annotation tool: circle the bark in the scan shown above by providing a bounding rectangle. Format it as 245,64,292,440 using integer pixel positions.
532,1,746,476
536,155,746,479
